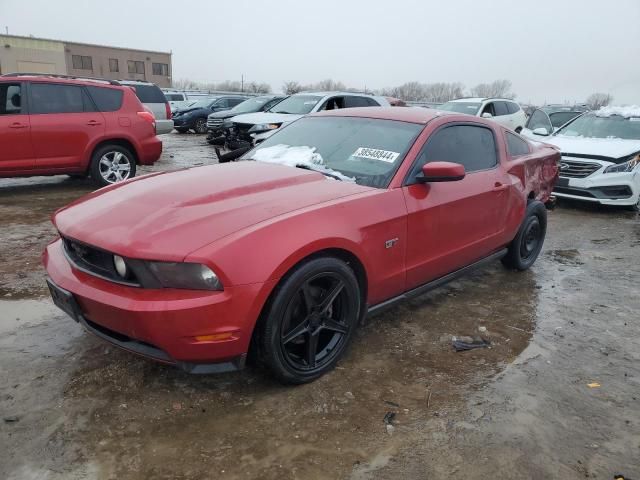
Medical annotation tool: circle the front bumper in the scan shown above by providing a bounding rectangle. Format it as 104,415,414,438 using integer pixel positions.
43,238,275,373
172,116,194,129
554,171,639,206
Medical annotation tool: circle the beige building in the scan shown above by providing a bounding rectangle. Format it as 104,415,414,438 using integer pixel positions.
0,34,172,87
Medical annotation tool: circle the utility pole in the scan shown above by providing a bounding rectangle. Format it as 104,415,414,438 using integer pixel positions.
5,26,8,35
241,74,244,92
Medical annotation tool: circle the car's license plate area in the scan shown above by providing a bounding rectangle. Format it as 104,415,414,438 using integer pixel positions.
46,278,80,321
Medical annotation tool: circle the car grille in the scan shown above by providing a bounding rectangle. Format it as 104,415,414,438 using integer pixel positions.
62,237,139,286
233,123,253,135
207,118,224,128
558,159,601,178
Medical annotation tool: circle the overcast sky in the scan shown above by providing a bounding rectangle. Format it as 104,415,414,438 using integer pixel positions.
2,0,639,104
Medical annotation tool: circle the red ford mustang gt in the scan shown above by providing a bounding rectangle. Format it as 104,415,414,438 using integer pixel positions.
44,107,559,383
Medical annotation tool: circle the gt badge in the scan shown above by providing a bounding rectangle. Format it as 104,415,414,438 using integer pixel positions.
385,238,399,249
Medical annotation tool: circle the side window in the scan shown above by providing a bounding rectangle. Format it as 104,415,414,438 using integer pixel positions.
506,102,520,114
506,132,530,157
412,125,497,179
481,102,495,116
229,98,245,107
494,101,509,116
319,96,345,111
526,109,553,134
30,83,88,114
0,83,22,115
86,86,123,112
214,98,230,109
344,96,372,108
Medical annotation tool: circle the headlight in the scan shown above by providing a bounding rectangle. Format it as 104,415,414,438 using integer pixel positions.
604,154,640,174
146,262,223,291
248,123,281,134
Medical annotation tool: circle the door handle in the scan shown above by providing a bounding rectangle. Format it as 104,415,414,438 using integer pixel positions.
493,182,509,192
9,122,28,129
86,120,102,126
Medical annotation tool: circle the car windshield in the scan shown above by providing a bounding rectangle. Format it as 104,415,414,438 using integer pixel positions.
190,98,217,108
437,101,481,114
245,117,423,188
549,111,582,128
556,113,640,140
269,95,322,114
231,97,274,114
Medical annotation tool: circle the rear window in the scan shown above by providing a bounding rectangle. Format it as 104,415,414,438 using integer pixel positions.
506,102,520,114
86,86,123,112
131,84,166,103
506,132,530,157
164,93,184,101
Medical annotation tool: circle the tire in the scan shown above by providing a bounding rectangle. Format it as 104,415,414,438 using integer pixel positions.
257,257,361,384
502,200,547,270
175,128,188,134
193,118,208,134
89,144,136,188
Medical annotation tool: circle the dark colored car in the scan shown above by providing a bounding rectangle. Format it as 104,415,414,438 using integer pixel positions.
0,73,162,187
44,107,559,384
206,95,286,144
173,96,248,134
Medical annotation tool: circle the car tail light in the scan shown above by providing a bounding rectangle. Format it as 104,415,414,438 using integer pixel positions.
165,102,172,120
137,110,156,131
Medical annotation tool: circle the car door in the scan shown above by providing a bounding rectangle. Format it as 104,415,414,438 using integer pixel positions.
29,82,105,169
0,81,35,171
493,101,511,127
212,98,231,112
402,122,511,289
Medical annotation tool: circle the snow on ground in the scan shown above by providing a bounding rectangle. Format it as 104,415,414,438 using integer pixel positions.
251,144,355,182
595,105,640,118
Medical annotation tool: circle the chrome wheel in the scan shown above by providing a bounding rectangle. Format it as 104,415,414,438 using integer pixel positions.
99,151,132,184
194,118,207,134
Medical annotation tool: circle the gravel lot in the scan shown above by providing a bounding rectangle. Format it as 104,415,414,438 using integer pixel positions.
1,132,639,479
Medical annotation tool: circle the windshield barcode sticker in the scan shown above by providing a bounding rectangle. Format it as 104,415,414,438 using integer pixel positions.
352,147,399,163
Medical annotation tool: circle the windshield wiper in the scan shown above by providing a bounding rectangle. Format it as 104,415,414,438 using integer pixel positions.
295,164,343,181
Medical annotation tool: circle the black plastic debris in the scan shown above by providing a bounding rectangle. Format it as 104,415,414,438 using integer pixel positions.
383,411,396,425
452,335,490,352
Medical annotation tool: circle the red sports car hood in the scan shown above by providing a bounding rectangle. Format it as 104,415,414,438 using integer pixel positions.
54,162,371,261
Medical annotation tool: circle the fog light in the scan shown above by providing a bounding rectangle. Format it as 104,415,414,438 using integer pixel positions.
113,255,127,278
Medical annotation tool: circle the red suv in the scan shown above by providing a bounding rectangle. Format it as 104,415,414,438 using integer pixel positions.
0,74,162,186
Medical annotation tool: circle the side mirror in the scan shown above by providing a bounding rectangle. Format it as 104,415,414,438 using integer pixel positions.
532,127,550,136
481,112,493,118
416,162,466,183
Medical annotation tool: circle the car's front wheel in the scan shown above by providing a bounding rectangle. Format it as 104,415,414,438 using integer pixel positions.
90,145,136,187
502,200,547,270
193,118,208,134
258,257,361,384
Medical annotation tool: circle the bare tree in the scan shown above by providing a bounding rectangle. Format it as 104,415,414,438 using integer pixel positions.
245,82,271,93
172,78,200,89
471,80,515,99
380,81,465,102
313,79,347,91
586,92,613,110
282,81,303,94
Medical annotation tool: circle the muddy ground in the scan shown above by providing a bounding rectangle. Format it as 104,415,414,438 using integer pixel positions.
1,133,638,479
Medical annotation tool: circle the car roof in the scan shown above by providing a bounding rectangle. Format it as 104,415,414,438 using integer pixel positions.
310,106,453,124
294,91,378,98
448,97,517,103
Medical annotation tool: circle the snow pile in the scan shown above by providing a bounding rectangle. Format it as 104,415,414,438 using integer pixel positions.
595,105,640,118
252,144,355,182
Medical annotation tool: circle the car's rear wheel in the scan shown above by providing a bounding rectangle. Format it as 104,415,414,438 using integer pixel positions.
194,118,207,134
90,145,136,187
502,200,547,270
258,257,361,384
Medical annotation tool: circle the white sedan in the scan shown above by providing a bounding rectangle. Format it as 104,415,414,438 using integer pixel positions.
437,98,527,132
523,106,640,210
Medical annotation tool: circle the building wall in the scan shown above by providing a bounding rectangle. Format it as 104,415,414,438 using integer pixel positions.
0,35,172,87
64,42,172,87
0,35,66,74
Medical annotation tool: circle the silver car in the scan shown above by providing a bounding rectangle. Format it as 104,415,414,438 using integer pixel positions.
119,80,174,135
